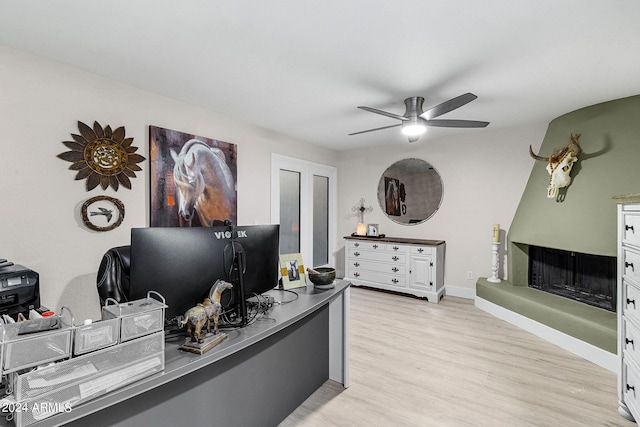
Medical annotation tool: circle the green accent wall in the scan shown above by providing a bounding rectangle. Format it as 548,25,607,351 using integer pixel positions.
508,94,640,284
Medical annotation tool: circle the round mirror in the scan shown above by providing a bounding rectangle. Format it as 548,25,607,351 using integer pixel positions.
377,158,443,225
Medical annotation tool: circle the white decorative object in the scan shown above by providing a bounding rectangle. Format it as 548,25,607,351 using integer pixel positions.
344,236,445,303
487,241,501,283
351,198,372,235
492,223,500,242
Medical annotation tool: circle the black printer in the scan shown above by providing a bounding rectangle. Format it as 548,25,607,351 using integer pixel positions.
0,259,40,316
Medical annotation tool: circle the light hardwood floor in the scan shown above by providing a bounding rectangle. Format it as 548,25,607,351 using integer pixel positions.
280,287,635,427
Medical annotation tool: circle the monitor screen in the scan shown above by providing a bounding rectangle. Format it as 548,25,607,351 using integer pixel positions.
129,224,280,322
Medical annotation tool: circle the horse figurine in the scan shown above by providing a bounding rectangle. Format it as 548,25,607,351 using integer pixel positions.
209,279,233,305
170,139,236,227
180,279,233,343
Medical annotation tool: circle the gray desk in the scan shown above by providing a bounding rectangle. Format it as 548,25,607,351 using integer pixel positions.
19,281,350,427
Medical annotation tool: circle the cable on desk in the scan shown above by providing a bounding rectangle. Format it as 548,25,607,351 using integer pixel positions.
271,289,299,304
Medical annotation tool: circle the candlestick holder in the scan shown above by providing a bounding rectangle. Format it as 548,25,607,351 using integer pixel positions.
487,241,501,283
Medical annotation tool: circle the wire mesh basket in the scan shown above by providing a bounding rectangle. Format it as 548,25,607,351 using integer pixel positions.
1,307,74,375
101,291,166,342
12,331,164,426
73,317,120,356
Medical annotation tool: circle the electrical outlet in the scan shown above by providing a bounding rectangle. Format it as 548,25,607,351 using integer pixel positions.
467,271,473,280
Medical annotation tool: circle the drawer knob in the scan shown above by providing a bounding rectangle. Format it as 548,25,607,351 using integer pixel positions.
392,278,399,284
393,246,399,251
353,262,360,267
392,267,399,272
628,298,636,308
354,242,360,247
373,244,378,249
627,384,636,393
354,252,360,257
354,272,360,277
392,256,399,261
626,225,635,232
626,261,635,271
626,338,635,347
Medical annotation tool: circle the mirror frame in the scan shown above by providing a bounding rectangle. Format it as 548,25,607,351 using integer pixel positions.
376,158,443,225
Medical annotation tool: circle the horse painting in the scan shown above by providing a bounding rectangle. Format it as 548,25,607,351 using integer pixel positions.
170,139,237,227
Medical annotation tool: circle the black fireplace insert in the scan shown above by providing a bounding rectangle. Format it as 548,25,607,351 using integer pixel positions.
528,245,617,312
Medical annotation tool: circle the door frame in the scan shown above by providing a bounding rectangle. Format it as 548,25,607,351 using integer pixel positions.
270,153,337,268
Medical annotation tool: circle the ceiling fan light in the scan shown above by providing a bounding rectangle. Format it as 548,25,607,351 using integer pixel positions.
401,121,427,136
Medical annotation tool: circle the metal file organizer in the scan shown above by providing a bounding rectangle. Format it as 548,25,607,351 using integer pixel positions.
2,292,166,427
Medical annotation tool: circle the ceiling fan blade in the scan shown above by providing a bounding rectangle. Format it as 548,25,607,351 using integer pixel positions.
420,93,478,120
348,123,402,136
358,106,409,121
425,119,489,128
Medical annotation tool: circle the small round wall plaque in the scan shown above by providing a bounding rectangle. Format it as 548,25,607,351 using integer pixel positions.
81,196,125,232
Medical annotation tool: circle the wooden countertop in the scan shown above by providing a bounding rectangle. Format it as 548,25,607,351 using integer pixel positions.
612,193,640,204
344,234,445,246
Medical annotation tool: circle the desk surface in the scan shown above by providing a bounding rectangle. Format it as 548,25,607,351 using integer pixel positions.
17,281,350,427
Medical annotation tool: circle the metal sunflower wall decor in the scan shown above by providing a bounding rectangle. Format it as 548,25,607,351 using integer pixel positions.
58,121,145,191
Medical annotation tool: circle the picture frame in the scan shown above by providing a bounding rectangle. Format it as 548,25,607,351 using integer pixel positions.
367,224,379,237
279,253,308,290
149,125,237,227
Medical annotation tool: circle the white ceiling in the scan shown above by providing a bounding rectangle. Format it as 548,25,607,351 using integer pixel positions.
1,1,639,151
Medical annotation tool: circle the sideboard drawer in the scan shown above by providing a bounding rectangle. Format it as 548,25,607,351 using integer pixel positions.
623,317,640,367
623,213,640,249
623,248,640,285
348,240,385,251
348,249,406,264
347,259,407,275
350,270,407,288
623,358,640,417
409,245,434,256
624,280,640,324
386,244,408,253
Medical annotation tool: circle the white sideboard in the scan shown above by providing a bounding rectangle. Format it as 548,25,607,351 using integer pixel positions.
344,235,445,303
616,195,640,422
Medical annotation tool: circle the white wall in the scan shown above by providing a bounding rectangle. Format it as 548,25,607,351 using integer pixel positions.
1,43,550,322
0,45,337,323
336,124,548,297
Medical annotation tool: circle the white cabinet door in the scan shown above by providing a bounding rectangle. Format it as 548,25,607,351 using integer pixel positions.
409,256,432,291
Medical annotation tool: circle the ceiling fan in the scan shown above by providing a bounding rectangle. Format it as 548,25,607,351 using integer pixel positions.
349,92,489,142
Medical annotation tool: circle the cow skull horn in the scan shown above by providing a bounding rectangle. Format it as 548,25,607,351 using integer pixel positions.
529,145,549,162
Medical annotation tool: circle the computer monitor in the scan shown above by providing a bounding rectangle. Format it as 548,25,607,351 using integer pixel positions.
129,224,280,322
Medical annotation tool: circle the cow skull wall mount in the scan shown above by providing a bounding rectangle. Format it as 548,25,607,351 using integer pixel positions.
529,133,582,199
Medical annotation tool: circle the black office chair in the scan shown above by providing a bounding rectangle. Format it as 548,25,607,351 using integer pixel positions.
96,246,131,306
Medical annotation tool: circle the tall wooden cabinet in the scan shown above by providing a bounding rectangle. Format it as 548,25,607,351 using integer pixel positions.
344,235,445,303
616,195,640,421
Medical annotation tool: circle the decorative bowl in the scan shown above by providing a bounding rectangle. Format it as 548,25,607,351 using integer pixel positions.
307,267,336,287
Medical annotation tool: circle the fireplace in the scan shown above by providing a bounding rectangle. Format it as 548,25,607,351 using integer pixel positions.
528,245,617,312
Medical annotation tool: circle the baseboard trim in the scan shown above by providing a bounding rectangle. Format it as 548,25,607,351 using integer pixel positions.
474,296,617,373
443,285,475,300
